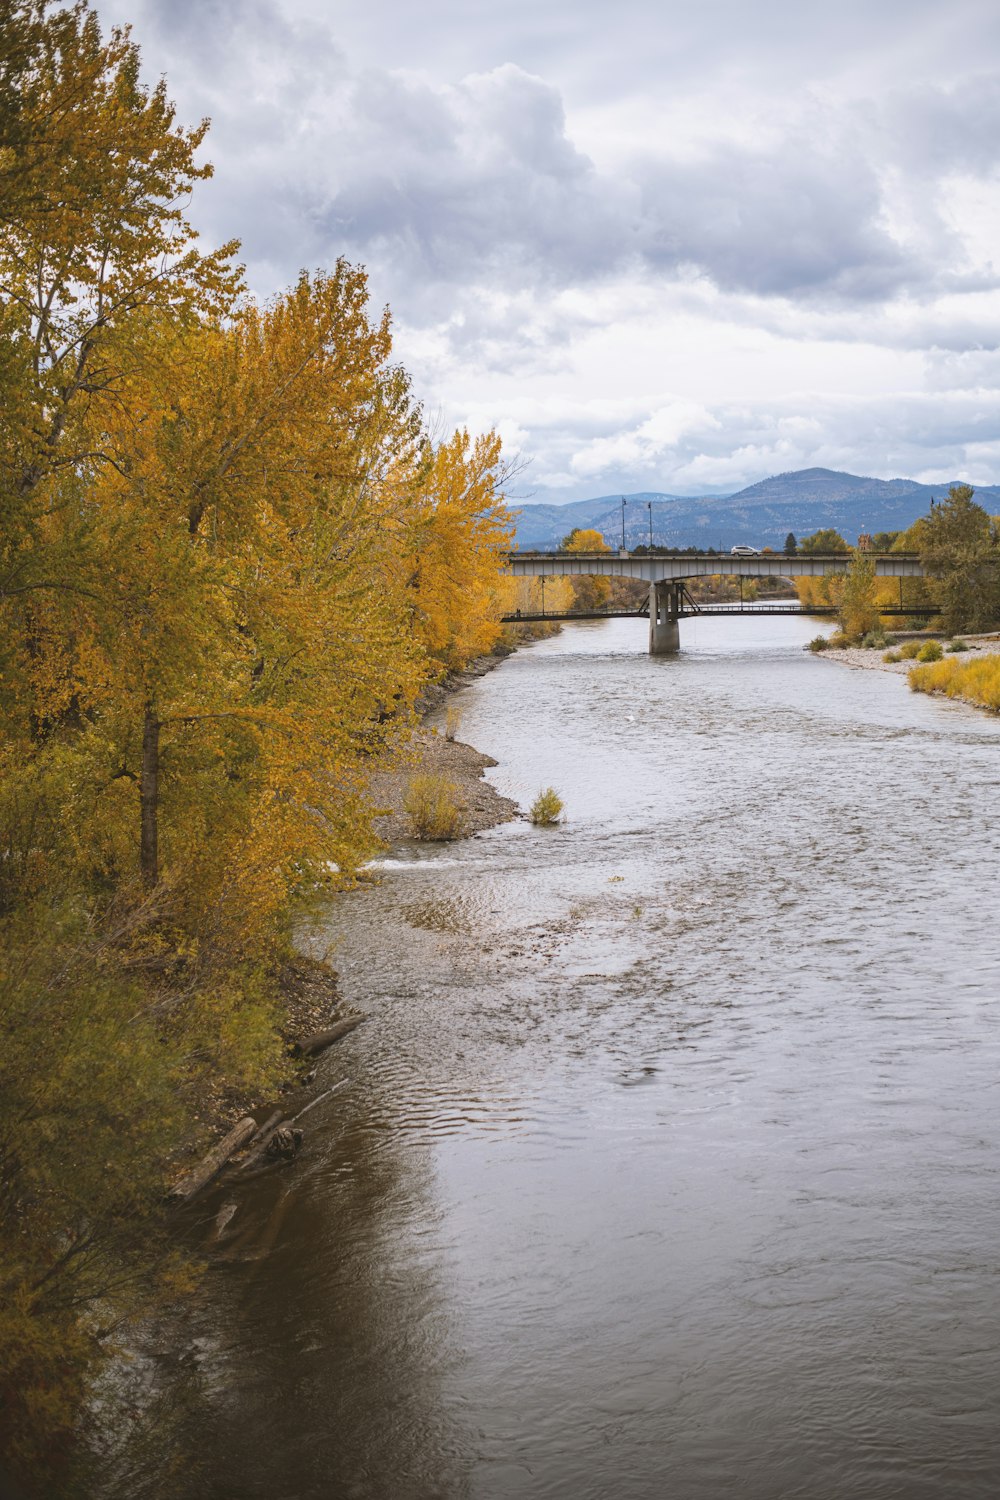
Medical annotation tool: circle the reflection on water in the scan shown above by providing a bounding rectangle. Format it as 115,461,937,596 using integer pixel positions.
99,616,1000,1499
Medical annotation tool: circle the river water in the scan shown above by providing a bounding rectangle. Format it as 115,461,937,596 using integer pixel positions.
105,616,1000,1500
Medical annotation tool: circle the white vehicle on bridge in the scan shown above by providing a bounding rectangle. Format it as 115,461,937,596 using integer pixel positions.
730,544,761,556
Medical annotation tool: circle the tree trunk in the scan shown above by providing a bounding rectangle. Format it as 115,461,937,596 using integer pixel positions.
291,1015,365,1057
140,702,160,889
168,1116,257,1203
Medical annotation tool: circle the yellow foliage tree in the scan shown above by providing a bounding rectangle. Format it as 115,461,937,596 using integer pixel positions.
560,526,612,610
838,550,881,641
0,5,519,1481
406,429,515,673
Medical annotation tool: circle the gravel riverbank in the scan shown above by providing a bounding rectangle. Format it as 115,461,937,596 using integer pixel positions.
817,632,1000,677
362,648,527,844
365,726,520,844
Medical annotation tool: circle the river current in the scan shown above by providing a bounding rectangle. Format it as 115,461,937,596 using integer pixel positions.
104,616,1000,1499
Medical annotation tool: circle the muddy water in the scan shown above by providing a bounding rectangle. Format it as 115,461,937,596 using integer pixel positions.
108,617,1000,1499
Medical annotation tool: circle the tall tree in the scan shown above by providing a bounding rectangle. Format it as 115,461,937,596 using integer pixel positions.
838,550,880,641
799,528,850,554
919,484,1000,632
560,527,611,610
406,428,515,673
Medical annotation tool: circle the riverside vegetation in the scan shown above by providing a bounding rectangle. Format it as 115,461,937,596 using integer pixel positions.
529,788,565,825
0,4,542,1486
797,488,1000,712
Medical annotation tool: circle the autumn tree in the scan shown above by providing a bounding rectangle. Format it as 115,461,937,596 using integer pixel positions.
560,526,612,610
501,572,574,626
918,485,1000,632
0,5,517,1484
405,428,515,673
0,5,244,1474
791,528,849,610
838,550,880,641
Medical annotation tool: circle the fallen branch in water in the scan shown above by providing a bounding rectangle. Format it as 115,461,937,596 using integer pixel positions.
168,1116,257,1203
227,1080,350,1178
291,1015,365,1057
288,1078,348,1124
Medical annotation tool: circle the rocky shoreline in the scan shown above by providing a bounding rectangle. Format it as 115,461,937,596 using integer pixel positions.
364,726,520,844
204,649,522,1148
365,648,524,843
816,631,1000,678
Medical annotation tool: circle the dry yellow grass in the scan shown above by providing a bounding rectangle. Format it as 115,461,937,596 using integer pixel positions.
403,773,467,839
909,654,1000,711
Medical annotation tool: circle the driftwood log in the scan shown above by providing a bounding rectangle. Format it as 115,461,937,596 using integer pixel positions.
291,1015,365,1058
169,1116,257,1203
228,1081,349,1179
231,1109,288,1175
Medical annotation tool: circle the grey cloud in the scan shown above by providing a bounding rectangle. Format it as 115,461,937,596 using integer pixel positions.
885,75,1000,177
93,0,1000,505
316,68,944,308
325,65,630,291
99,1,1000,316
636,144,912,300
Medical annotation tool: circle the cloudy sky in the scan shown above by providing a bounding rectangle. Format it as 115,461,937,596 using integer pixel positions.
97,0,1000,501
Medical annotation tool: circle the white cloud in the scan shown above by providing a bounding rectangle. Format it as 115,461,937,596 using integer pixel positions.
96,0,1000,498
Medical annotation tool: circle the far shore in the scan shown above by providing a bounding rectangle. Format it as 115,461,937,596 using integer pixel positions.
815,630,1000,685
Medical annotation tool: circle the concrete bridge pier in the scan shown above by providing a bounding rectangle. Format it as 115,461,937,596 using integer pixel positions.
649,581,681,655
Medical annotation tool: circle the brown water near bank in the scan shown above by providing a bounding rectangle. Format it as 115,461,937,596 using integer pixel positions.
93,613,1000,1500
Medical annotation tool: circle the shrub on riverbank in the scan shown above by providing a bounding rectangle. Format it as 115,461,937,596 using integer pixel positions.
530,788,564,825
910,654,1000,710
947,639,970,652
917,641,944,662
883,649,903,662
808,635,830,652
404,775,467,839
898,641,924,659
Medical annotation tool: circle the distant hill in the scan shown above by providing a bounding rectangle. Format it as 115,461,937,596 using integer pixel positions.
508,468,1000,551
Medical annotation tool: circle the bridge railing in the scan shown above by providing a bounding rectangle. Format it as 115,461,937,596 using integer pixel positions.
503,551,926,581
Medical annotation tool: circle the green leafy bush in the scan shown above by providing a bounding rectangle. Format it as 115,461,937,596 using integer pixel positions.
917,640,944,662
947,639,970,653
404,775,466,839
529,787,564,825
808,635,830,652
861,630,889,649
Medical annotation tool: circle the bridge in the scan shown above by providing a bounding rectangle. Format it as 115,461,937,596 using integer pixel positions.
502,551,929,654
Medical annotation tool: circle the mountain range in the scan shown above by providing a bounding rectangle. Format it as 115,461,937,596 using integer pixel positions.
507,468,1000,551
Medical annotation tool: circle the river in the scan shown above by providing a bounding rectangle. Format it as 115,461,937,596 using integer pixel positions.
100,615,1000,1500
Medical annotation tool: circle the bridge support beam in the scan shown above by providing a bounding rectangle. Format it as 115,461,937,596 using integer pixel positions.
649,581,681,655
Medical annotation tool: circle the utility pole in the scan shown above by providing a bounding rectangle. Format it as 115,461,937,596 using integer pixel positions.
647,500,653,551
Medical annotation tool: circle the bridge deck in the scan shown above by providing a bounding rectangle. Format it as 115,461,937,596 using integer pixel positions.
501,603,937,624
505,551,926,581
